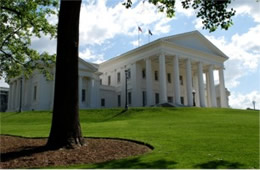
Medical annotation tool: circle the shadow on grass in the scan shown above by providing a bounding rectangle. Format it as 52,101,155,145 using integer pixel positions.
102,109,128,121
0,146,48,162
194,160,245,169
89,157,177,169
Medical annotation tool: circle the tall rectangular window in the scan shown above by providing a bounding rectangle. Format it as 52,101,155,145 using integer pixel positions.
167,73,171,83
108,76,111,86
33,85,37,101
128,92,132,105
101,98,105,107
155,71,158,81
142,69,146,79
117,72,121,83
155,93,159,104
127,69,131,79
180,75,183,85
118,95,121,107
142,91,146,106
82,89,86,102
180,97,184,105
100,79,102,85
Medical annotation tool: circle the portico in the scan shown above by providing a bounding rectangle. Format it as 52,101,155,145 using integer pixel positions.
99,30,229,108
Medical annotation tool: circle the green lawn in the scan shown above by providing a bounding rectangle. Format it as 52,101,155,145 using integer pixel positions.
0,107,259,169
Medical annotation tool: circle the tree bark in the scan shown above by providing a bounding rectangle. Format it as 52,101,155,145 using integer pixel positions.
47,0,84,149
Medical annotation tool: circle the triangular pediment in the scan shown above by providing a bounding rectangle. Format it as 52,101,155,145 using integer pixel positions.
163,31,228,58
79,57,98,72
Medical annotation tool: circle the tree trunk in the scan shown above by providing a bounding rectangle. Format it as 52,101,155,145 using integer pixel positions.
46,0,84,149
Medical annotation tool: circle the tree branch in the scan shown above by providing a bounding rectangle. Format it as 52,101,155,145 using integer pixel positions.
0,49,24,65
0,26,24,50
1,6,21,16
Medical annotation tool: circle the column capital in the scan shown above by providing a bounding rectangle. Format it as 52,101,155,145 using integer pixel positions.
197,61,204,65
144,56,151,61
131,62,137,66
159,49,165,56
217,65,225,70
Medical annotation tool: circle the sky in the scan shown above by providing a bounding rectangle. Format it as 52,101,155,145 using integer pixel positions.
1,0,259,110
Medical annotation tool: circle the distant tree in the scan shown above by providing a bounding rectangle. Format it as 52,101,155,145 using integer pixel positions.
0,0,58,80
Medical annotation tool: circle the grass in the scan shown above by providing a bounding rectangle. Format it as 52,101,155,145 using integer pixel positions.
0,107,259,168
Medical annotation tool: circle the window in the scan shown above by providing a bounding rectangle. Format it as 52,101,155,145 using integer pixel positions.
33,85,37,101
142,91,146,106
155,71,158,81
180,75,183,85
101,98,105,107
142,69,146,79
127,69,131,79
167,73,171,83
180,97,184,105
100,79,102,85
118,95,121,107
108,76,111,86
82,89,86,102
155,93,159,104
117,72,121,83
168,96,173,103
128,92,132,105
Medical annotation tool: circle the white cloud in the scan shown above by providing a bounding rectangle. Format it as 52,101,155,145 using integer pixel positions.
154,17,171,34
79,48,105,64
230,0,260,23
79,0,172,46
229,91,260,109
175,0,194,17
131,40,139,47
193,18,203,30
30,35,57,55
206,24,260,89
0,78,9,88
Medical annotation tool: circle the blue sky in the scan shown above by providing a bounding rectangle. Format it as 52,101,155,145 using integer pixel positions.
1,0,259,109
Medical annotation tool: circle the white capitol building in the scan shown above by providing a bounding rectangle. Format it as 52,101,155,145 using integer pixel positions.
7,31,230,111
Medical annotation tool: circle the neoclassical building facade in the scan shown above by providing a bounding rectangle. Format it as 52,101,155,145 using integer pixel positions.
7,31,229,111
99,30,228,108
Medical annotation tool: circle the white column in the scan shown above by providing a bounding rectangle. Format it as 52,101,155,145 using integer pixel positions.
90,78,96,108
173,56,180,105
206,73,211,107
7,83,13,111
198,62,206,107
185,59,193,106
12,82,16,110
131,62,137,107
121,67,126,107
95,79,101,108
78,76,82,108
208,65,217,107
50,78,55,110
21,77,25,110
145,58,153,106
219,67,228,108
194,74,200,107
16,80,20,110
159,53,167,103
131,62,141,107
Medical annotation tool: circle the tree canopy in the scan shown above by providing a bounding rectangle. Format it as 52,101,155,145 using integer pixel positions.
0,0,58,80
123,0,236,32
